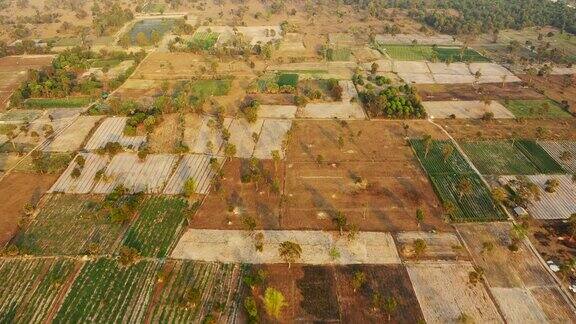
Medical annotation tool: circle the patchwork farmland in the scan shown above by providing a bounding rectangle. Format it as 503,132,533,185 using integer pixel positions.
1,1,575,322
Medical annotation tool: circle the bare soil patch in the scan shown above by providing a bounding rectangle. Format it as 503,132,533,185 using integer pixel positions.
148,113,181,153
416,82,544,101
518,74,576,114
0,172,57,246
439,118,576,141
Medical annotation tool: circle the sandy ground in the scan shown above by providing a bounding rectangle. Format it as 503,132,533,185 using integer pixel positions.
171,229,400,264
423,100,515,119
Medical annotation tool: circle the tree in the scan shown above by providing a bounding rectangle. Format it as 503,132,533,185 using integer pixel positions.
278,241,302,268
136,32,148,47
568,213,576,241
271,150,281,172
118,246,140,266
371,62,379,74
150,29,161,45
560,150,573,161
332,211,348,235
383,296,398,321
545,178,560,193
509,223,528,252
224,143,237,158
416,208,425,229
263,287,287,319
351,270,366,292
183,178,196,197
491,187,508,204
423,134,433,158
441,144,454,162
413,239,427,258
456,178,472,199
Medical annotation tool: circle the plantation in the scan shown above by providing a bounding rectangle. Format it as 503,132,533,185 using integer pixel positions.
54,258,162,323
460,140,564,175
189,31,220,50
15,195,125,256
23,97,93,109
501,99,572,118
148,261,242,322
326,47,352,61
189,79,232,98
127,19,175,45
276,73,299,87
430,173,506,221
0,258,77,323
410,139,507,221
378,44,488,62
122,196,189,258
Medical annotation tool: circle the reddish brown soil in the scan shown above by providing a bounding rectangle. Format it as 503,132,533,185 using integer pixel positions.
0,172,57,246
246,93,295,105
439,118,576,141
416,82,544,101
238,264,424,323
189,158,283,230
528,219,576,265
283,161,450,232
286,120,447,163
517,74,576,114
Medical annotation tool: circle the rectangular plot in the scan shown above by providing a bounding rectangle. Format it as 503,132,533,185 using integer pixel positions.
92,153,177,194
298,103,366,119
122,196,189,257
396,232,464,260
460,141,539,175
54,258,161,323
49,153,110,194
393,61,430,74
502,99,572,118
398,73,436,84
185,116,233,155
227,118,264,158
258,105,297,119
84,117,146,150
148,261,242,323
500,175,576,220
427,62,470,75
491,288,548,324
253,119,292,159
468,63,516,76
172,229,400,264
406,261,503,324
430,173,506,221
514,140,565,174
163,154,223,194
42,116,103,152
538,141,576,173
530,287,576,323
20,195,124,255
410,139,474,174
0,258,77,324
423,100,514,119
433,73,476,84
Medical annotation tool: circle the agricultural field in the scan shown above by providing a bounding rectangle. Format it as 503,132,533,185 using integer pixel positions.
417,82,545,101
23,97,93,109
423,100,514,119
164,154,224,195
410,139,507,221
375,33,461,46
84,117,147,151
396,232,466,260
41,116,103,153
54,258,162,323
122,196,189,258
126,19,176,46
501,99,573,118
0,258,78,323
378,44,488,62
460,140,564,175
189,31,220,50
538,141,576,173
15,195,125,255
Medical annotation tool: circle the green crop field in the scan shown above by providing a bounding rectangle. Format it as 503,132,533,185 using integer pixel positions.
430,174,507,222
127,19,175,45
24,97,93,109
459,141,540,175
377,44,488,62
16,195,125,256
411,139,507,222
0,109,43,122
189,31,220,50
410,140,474,174
0,258,77,323
513,140,566,174
148,261,243,322
122,196,189,258
501,99,572,118
54,258,162,323
327,47,352,61
190,79,231,97
277,73,299,87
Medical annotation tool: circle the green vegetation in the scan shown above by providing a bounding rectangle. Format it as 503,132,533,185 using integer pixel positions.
377,44,488,62
460,140,564,175
92,2,134,36
23,97,93,109
14,195,125,255
277,73,299,87
502,99,572,118
54,258,162,323
410,139,506,221
326,47,352,61
125,19,175,46
122,196,189,258
358,84,427,119
0,258,76,323
190,79,232,97
148,261,241,322
188,31,220,50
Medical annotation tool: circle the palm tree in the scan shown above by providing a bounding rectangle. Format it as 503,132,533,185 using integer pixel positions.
416,209,425,229
457,178,472,199
271,150,281,173
383,296,398,322
263,287,287,319
441,144,454,162
278,241,302,268
568,213,576,241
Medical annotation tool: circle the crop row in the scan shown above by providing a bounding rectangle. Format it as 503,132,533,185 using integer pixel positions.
410,139,474,174
0,258,76,324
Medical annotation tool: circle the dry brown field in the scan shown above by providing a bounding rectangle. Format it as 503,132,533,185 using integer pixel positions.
416,82,544,101
0,55,54,110
518,74,576,114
